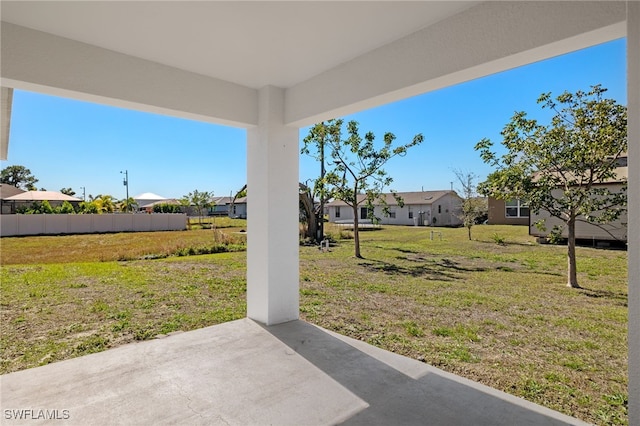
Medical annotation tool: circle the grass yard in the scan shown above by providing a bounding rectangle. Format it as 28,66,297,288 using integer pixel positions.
0,223,628,425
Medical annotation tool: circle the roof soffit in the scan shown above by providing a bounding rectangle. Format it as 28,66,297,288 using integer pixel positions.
0,1,479,90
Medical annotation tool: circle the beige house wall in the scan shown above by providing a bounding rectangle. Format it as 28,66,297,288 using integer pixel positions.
528,185,627,243
487,198,529,226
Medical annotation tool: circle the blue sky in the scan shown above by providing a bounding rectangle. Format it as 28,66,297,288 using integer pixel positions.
3,38,626,201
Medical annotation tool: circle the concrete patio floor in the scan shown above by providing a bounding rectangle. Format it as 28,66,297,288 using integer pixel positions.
1,318,588,425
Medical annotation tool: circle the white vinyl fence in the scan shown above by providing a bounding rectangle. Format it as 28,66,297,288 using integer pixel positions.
0,214,187,237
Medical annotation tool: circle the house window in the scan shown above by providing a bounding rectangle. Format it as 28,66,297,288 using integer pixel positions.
335,206,340,218
389,210,396,219
408,207,413,219
505,199,529,218
438,205,441,214
360,207,369,220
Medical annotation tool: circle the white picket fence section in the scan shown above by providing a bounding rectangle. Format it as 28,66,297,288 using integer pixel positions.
0,214,187,237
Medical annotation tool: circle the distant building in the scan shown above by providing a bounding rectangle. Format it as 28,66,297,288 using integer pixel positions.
0,184,25,214
209,196,233,216
326,190,463,227
529,157,628,243
229,196,247,219
3,190,81,213
487,197,529,225
133,192,169,211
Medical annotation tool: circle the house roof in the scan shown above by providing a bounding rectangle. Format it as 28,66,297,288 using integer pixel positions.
132,192,167,200
531,160,628,185
325,191,459,207
211,196,233,205
4,190,81,202
139,199,179,208
0,183,25,199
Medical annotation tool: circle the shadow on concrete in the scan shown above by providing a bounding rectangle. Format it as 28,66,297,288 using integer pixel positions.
263,320,586,426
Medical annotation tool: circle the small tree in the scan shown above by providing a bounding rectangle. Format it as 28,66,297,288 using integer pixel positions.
453,170,487,240
182,190,214,225
475,85,627,288
0,165,38,190
303,119,423,258
301,120,343,244
60,188,76,196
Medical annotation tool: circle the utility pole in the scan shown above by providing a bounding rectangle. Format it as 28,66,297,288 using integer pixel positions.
80,186,86,201
120,170,129,210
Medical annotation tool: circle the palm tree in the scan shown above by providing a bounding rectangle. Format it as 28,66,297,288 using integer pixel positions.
94,194,115,213
119,197,138,213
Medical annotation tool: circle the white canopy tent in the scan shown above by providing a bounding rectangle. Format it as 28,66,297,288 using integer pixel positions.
1,2,637,420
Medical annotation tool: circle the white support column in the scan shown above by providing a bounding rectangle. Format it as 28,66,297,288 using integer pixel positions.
627,2,639,424
1,87,13,160
246,86,299,325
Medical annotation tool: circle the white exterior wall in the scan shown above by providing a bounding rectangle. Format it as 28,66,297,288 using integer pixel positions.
373,204,430,226
328,195,462,227
430,194,463,227
528,186,628,242
0,214,186,236
229,203,247,219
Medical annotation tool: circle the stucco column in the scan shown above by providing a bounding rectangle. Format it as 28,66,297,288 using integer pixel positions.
246,86,299,325
627,2,639,424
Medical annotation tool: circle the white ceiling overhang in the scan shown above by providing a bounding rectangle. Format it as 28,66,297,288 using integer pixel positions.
0,1,627,131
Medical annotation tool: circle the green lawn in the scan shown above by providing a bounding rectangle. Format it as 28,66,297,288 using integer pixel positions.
0,223,628,425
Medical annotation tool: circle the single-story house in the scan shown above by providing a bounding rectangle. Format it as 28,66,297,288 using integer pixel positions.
133,192,169,210
326,190,463,227
209,196,233,216
487,197,530,225
3,190,82,212
229,196,247,219
0,184,25,214
529,157,628,243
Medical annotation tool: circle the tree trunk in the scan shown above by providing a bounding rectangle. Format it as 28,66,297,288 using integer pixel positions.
299,190,317,241
352,204,362,258
467,225,472,240
567,217,580,288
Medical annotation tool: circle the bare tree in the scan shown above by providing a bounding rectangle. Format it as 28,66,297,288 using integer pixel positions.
453,169,487,240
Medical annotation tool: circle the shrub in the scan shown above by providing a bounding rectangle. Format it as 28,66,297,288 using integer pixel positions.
153,203,182,213
492,233,505,245
56,201,75,214
339,229,354,240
